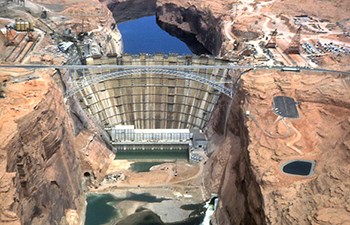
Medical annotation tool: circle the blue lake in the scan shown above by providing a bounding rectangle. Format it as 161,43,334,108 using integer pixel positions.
118,16,192,54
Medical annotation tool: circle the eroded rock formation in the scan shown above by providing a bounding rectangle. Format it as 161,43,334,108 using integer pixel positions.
0,70,113,225
105,0,157,22
241,71,350,225
156,1,223,55
205,93,266,225
204,71,350,225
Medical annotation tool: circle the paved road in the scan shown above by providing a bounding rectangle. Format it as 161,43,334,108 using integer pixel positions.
0,63,349,75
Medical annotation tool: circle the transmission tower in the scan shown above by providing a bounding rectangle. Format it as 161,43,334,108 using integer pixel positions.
68,3,105,33
265,29,277,48
285,26,302,54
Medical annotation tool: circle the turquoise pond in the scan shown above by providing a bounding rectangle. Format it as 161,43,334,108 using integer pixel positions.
85,193,205,225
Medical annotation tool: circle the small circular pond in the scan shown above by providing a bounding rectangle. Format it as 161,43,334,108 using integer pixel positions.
281,160,316,176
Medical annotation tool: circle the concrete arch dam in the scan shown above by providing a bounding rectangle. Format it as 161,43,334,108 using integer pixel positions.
70,54,237,131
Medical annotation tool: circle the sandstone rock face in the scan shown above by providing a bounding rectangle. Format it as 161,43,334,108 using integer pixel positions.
0,70,114,225
3,79,83,225
205,94,266,225
105,0,157,22
156,0,223,55
204,71,350,225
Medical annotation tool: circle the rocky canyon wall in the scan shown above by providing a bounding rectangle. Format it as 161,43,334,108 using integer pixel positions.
105,0,157,22
204,92,266,225
4,77,83,225
1,71,113,225
156,1,223,55
241,71,350,225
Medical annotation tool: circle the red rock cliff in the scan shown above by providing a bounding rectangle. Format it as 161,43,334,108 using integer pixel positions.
204,92,266,225
1,70,113,225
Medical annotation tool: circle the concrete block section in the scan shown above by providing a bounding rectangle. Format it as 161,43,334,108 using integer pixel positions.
76,54,236,130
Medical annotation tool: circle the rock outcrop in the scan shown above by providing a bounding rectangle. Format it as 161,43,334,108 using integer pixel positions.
0,70,113,225
156,1,224,55
204,92,266,225
204,70,350,225
5,81,83,225
105,0,157,22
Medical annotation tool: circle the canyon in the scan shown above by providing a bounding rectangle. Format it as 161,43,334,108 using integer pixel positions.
0,0,349,225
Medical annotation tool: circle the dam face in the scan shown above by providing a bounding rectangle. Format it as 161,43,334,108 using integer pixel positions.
75,54,233,132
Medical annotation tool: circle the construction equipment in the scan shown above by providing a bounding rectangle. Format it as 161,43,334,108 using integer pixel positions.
285,26,302,54
265,29,277,48
41,10,47,19
5,25,16,46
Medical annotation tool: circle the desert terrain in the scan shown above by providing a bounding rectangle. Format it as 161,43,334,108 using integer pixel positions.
0,0,349,225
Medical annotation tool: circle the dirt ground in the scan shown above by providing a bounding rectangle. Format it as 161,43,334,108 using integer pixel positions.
242,70,350,224
96,160,205,190
0,0,349,224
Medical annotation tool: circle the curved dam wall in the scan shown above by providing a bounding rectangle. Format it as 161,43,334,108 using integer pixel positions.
76,54,232,130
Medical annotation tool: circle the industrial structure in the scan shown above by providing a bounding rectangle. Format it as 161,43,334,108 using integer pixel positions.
65,54,235,155
285,26,302,54
1,19,37,62
1,61,348,158
70,54,235,129
108,125,192,152
265,29,278,48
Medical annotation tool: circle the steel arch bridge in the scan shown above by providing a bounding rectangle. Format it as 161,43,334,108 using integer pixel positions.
66,67,235,98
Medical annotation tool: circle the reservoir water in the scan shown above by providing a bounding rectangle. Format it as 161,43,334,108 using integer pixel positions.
118,16,192,54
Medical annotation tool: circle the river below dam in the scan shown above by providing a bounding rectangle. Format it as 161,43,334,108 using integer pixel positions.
85,191,205,225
